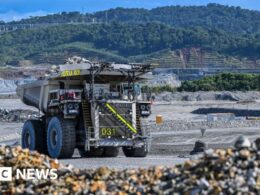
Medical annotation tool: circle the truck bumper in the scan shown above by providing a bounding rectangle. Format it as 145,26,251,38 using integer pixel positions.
86,137,149,149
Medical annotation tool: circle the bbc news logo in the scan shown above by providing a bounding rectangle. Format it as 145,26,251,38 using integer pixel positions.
0,167,58,181
0,167,12,181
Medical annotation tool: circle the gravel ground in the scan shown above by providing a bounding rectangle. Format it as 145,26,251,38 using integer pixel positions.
1,98,260,169
149,100,260,121
156,91,260,102
2,121,260,169
152,127,260,155
61,154,186,169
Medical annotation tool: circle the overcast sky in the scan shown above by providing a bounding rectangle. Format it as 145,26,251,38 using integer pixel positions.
0,0,259,22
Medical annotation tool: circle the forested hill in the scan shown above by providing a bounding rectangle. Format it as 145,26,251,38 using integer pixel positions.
6,3,260,34
0,4,260,68
0,22,259,67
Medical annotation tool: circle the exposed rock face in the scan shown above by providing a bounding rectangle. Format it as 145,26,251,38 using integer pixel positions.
143,48,260,69
0,78,39,95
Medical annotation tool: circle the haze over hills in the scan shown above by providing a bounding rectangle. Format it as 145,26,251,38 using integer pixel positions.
0,4,259,68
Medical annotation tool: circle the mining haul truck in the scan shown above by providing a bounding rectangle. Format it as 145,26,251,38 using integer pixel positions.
17,61,153,158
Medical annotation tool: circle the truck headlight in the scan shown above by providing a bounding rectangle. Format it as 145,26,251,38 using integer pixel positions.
74,103,79,110
140,105,146,110
68,103,74,109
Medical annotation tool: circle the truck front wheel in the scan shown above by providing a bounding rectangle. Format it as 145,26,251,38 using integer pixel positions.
47,117,76,158
21,120,47,154
102,147,119,157
78,147,104,157
122,146,148,157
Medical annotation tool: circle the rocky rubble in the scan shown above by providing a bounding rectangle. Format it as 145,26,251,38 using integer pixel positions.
149,119,260,132
147,74,181,88
1,138,260,194
0,108,39,122
65,56,91,64
157,91,260,102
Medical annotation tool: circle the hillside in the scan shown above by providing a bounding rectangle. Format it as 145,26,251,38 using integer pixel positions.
0,4,259,67
0,22,259,67
7,4,260,34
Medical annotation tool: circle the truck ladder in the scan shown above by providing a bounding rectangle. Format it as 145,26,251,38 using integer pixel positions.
136,104,141,133
82,100,93,137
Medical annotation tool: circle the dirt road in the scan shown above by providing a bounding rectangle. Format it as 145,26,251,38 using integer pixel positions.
1,99,260,169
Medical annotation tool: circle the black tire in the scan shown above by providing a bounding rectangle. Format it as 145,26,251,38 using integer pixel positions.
75,117,86,148
47,117,76,159
78,147,104,157
122,146,148,157
102,147,119,157
21,120,47,154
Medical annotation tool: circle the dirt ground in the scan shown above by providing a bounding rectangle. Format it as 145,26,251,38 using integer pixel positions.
0,98,260,168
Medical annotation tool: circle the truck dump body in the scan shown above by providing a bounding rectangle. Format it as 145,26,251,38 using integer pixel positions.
17,62,152,112
17,79,82,113
17,80,44,109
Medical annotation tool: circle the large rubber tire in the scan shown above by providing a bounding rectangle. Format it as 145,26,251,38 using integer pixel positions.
21,120,47,154
122,146,148,157
102,147,119,157
75,117,86,149
47,117,76,159
78,147,104,157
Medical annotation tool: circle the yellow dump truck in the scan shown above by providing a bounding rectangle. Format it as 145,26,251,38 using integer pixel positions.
17,61,152,158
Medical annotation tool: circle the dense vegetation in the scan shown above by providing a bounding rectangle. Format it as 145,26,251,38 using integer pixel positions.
0,22,259,65
7,4,260,34
178,73,260,91
0,4,259,66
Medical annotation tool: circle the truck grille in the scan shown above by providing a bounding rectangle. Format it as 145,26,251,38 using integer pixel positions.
98,102,135,138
